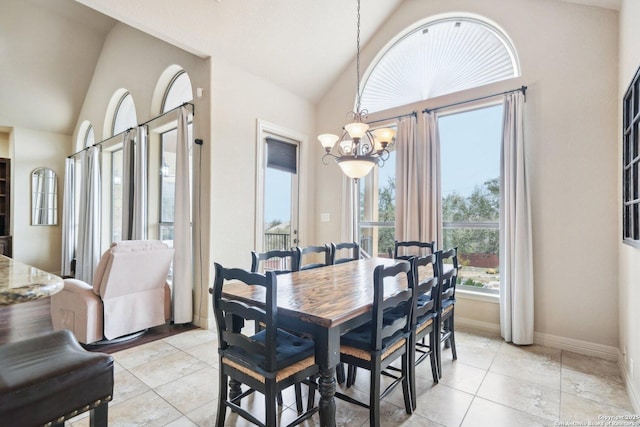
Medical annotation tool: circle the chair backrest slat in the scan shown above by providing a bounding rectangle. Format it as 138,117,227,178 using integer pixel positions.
394,240,436,260
413,253,439,322
371,261,414,351
251,249,299,274
297,244,331,270
212,263,279,371
438,247,458,306
330,242,360,265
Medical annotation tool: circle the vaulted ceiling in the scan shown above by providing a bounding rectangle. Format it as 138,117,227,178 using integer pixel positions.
0,0,621,136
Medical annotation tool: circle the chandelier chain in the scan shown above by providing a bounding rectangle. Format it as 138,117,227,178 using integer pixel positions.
356,0,361,113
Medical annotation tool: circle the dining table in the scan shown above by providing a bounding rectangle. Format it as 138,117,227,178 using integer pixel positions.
222,256,422,427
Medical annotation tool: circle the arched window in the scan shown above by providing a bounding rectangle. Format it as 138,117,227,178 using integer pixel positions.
359,15,519,295
84,125,95,148
360,16,520,113
110,92,138,242
158,71,193,248
112,92,137,135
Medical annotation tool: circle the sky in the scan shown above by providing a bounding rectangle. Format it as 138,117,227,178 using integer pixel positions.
264,103,504,224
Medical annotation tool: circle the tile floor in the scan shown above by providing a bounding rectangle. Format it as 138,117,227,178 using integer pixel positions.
68,326,638,426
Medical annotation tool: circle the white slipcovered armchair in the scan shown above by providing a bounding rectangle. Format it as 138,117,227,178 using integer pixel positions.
51,240,175,344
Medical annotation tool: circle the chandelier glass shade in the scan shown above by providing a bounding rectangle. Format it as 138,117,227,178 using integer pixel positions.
318,0,396,180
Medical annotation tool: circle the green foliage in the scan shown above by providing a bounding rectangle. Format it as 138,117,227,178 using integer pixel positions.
442,178,499,255
377,177,396,256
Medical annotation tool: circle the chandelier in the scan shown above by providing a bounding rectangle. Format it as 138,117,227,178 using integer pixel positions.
318,0,396,179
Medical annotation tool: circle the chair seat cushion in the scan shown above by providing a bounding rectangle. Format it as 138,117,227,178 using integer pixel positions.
0,330,114,426
341,320,405,352
227,328,315,372
442,298,456,310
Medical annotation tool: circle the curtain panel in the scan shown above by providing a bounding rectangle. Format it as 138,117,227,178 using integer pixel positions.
173,106,193,324
500,91,534,345
121,130,134,240
132,125,148,240
75,147,101,283
61,158,75,277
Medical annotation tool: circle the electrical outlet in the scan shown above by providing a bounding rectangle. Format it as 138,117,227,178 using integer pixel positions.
320,213,330,222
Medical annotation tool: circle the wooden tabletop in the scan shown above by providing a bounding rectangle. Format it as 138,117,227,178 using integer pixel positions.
222,257,421,328
0,255,63,305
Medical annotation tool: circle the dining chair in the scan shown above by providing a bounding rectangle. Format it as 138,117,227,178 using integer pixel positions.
330,241,360,264
394,240,436,260
333,260,415,427
296,244,332,271
250,248,303,407
408,253,440,408
437,247,459,378
211,263,319,427
251,249,300,274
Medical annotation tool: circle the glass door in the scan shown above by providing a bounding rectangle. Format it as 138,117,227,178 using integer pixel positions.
262,135,299,251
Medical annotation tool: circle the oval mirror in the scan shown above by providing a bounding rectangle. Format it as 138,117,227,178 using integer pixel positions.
31,167,57,226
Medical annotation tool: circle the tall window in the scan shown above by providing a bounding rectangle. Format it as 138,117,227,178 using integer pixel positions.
159,71,193,247
623,66,640,247
439,104,503,293
110,92,137,242
359,138,396,258
84,125,95,148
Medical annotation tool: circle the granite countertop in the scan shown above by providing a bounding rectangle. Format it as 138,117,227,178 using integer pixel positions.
0,255,63,305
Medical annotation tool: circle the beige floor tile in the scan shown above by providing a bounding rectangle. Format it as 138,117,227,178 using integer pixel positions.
184,340,219,368
562,350,620,377
461,397,551,427
412,384,474,426
490,343,561,390
128,350,208,388
477,371,560,422
164,415,199,427
108,390,183,426
441,343,497,371
113,339,181,370
561,366,633,411
437,359,487,395
560,392,636,423
112,367,152,404
155,366,219,414
163,328,217,351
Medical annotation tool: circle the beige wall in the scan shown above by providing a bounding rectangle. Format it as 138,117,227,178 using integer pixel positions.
618,0,640,410
317,0,619,352
11,128,68,272
76,23,318,328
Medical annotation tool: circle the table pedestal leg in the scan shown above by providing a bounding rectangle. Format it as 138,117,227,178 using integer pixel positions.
318,365,336,427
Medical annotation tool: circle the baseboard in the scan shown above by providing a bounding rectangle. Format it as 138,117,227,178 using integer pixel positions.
456,319,619,362
456,316,501,333
533,331,618,361
618,350,640,413
192,313,215,330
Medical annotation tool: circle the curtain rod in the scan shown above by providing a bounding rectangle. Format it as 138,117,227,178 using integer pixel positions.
422,85,527,114
67,102,195,159
367,111,417,125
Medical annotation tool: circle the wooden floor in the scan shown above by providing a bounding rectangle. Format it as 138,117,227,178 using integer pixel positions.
0,298,197,353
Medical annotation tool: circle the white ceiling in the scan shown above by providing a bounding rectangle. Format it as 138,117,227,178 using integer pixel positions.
0,0,621,136
74,0,405,104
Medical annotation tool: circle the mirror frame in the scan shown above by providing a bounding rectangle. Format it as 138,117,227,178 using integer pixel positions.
31,167,58,226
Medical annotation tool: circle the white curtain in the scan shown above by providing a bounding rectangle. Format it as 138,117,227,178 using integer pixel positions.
132,125,148,240
395,115,426,242
341,175,356,244
500,91,534,345
75,147,101,283
422,111,442,249
173,106,193,324
61,158,75,277
121,131,134,240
